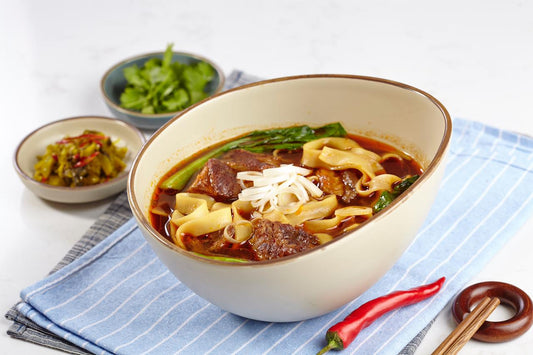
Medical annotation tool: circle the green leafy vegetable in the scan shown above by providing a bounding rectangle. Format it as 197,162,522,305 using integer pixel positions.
119,43,215,114
373,175,419,213
160,122,347,191
393,175,419,193
373,191,395,213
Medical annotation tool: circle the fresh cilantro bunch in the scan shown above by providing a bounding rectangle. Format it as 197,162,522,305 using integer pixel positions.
119,44,215,114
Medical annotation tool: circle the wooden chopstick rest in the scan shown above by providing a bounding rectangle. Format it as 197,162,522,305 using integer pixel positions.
433,281,533,355
451,281,533,342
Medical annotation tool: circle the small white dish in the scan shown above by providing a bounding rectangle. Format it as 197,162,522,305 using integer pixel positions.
14,116,146,203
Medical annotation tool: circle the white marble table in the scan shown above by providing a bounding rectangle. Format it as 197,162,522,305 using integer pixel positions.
2,1,532,354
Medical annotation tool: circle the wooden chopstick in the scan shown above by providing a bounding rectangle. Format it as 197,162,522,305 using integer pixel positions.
432,296,500,355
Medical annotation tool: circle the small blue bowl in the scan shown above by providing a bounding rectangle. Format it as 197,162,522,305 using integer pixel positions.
101,51,225,130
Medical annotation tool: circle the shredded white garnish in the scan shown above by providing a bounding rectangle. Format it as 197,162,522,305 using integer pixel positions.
237,165,323,214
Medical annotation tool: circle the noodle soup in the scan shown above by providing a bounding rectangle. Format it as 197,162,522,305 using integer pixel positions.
150,123,423,262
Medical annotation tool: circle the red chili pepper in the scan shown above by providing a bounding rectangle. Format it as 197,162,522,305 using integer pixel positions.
317,277,445,355
56,133,108,145
73,151,100,168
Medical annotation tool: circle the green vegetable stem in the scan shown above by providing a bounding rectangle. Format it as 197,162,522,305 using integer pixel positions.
119,43,215,114
160,122,347,191
191,253,249,263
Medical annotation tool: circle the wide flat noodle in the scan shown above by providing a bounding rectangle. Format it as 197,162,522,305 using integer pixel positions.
174,207,232,248
301,137,360,168
302,137,384,178
318,147,382,178
171,193,212,226
304,205,373,234
285,195,338,226
356,174,402,197
171,193,231,248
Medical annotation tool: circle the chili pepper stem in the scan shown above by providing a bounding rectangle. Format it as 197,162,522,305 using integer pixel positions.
316,331,344,354
316,341,339,355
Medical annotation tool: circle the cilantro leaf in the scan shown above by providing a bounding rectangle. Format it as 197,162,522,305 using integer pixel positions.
119,87,148,111
162,88,189,111
122,65,149,90
182,63,214,103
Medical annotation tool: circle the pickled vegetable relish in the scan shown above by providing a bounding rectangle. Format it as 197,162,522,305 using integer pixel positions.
33,130,127,187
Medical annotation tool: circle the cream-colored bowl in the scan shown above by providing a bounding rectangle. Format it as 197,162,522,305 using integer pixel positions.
15,116,146,203
128,75,451,322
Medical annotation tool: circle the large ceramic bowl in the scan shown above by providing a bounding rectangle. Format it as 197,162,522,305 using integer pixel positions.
128,75,452,322
15,116,146,203
101,51,225,130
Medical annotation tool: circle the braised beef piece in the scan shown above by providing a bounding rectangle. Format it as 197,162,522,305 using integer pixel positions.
221,149,280,172
183,230,258,260
341,170,361,204
315,168,364,204
187,158,241,202
316,168,344,196
249,219,320,260
183,230,226,255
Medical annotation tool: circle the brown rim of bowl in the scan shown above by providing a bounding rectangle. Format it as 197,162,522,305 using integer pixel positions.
14,115,146,192
100,51,226,119
128,74,452,267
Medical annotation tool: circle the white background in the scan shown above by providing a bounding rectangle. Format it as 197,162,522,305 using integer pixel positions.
1,1,532,354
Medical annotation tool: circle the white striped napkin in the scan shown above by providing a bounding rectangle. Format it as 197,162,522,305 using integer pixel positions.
16,118,533,355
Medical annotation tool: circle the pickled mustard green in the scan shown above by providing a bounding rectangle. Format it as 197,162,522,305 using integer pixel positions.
34,130,128,187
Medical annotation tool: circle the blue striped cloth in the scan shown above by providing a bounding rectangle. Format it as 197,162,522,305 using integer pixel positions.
16,117,533,355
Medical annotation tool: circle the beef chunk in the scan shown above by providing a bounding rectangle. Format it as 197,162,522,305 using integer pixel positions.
183,230,258,260
249,219,320,260
316,168,344,196
316,168,362,204
221,149,280,172
187,158,241,202
341,170,361,204
183,230,226,255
